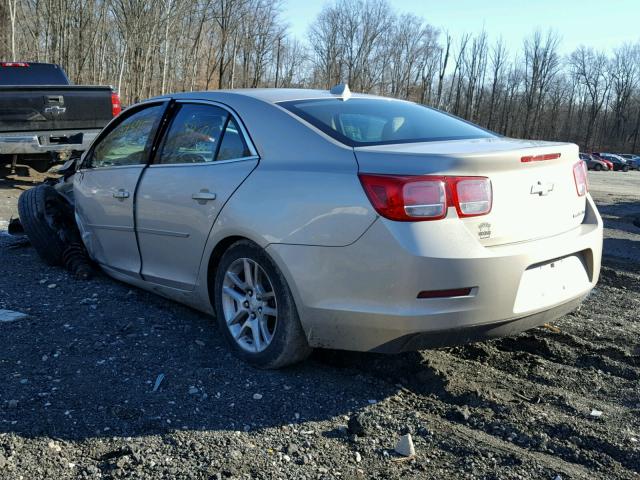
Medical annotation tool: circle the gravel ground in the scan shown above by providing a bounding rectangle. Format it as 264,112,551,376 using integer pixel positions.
0,167,639,480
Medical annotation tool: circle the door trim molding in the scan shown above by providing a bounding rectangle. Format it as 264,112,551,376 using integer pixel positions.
86,223,134,232
137,227,190,238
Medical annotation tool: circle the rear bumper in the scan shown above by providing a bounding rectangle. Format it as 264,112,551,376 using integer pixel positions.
267,194,603,352
0,129,100,155
371,295,584,352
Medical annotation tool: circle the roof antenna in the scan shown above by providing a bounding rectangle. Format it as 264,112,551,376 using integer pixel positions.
330,83,351,101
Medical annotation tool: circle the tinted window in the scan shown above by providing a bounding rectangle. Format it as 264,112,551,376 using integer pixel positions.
279,98,495,147
217,117,251,160
89,105,163,168
0,63,70,85
157,104,228,164
157,104,251,164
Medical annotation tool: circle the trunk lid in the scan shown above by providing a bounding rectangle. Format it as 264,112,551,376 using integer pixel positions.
0,86,113,133
354,137,586,247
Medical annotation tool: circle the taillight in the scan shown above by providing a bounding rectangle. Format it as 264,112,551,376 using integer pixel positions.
358,174,447,221
573,161,588,196
111,91,122,117
358,174,492,222
450,177,492,217
403,179,447,218
0,62,29,67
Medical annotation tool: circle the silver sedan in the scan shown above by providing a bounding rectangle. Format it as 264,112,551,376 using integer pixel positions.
22,86,604,368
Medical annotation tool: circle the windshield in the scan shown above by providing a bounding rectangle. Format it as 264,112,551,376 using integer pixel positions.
278,98,496,147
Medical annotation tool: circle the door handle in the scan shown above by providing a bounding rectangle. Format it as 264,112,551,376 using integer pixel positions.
192,190,217,203
113,189,130,200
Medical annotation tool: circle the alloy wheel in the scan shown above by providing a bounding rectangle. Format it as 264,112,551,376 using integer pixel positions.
221,257,278,353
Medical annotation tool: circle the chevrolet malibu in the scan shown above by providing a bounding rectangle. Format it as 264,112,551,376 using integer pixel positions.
18,86,603,368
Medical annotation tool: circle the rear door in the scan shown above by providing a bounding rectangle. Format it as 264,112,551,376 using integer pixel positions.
74,102,168,276
135,100,258,290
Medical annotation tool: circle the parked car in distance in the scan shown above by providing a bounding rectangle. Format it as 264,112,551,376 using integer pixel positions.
18,87,604,368
620,154,640,170
592,154,614,170
0,62,121,173
593,152,629,171
579,152,609,171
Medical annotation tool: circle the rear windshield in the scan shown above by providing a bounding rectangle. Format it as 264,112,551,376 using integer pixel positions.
0,63,70,85
279,98,495,147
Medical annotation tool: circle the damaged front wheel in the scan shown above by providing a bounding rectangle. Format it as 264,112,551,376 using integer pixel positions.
17,185,67,265
17,185,93,279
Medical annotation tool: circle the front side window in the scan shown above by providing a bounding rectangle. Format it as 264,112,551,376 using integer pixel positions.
156,104,251,165
89,105,164,168
279,98,496,147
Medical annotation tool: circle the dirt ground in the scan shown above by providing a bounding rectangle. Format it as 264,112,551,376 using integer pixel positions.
0,167,639,480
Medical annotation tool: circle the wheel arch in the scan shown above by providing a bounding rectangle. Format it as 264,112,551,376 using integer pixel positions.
202,234,309,337
205,235,251,306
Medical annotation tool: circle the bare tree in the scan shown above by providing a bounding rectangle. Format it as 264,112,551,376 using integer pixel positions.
434,32,451,108
0,2,10,59
522,30,561,138
7,0,18,60
570,46,611,148
609,44,639,147
486,38,507,130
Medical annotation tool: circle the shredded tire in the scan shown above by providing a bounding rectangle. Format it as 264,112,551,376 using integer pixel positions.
17,186,67,266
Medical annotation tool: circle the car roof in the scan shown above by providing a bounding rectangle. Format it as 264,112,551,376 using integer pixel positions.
166,88,388,104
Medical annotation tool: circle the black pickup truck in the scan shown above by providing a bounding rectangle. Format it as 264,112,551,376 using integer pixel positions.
0,62,120,173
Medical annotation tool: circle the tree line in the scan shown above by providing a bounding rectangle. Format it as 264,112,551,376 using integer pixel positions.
1,0,639,152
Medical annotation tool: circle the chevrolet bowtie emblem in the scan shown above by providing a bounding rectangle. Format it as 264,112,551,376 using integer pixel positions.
44,105,66,116
530,180,554,196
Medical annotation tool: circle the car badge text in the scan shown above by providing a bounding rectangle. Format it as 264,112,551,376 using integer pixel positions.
478,222,491,239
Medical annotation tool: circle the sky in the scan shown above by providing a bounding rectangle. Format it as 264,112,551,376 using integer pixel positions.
282,0,640,55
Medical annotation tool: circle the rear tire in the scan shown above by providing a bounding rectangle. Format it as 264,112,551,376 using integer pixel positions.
594,164,602,171
623,165,629,172
17,185,66,265
213,240,312,369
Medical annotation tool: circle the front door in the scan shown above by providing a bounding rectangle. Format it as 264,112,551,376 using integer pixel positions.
74,103,167,277
135,101,259,290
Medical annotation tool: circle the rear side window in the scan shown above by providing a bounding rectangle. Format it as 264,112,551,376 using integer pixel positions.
157,103,251,164
279,98,495,147
89,105,164,168
217,117,251,160
157,104,227,164
0,63,70,85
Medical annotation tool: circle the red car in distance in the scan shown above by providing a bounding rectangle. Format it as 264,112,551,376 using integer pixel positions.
590,153,614,170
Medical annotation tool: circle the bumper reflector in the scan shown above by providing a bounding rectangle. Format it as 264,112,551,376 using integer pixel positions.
417,288,473,299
